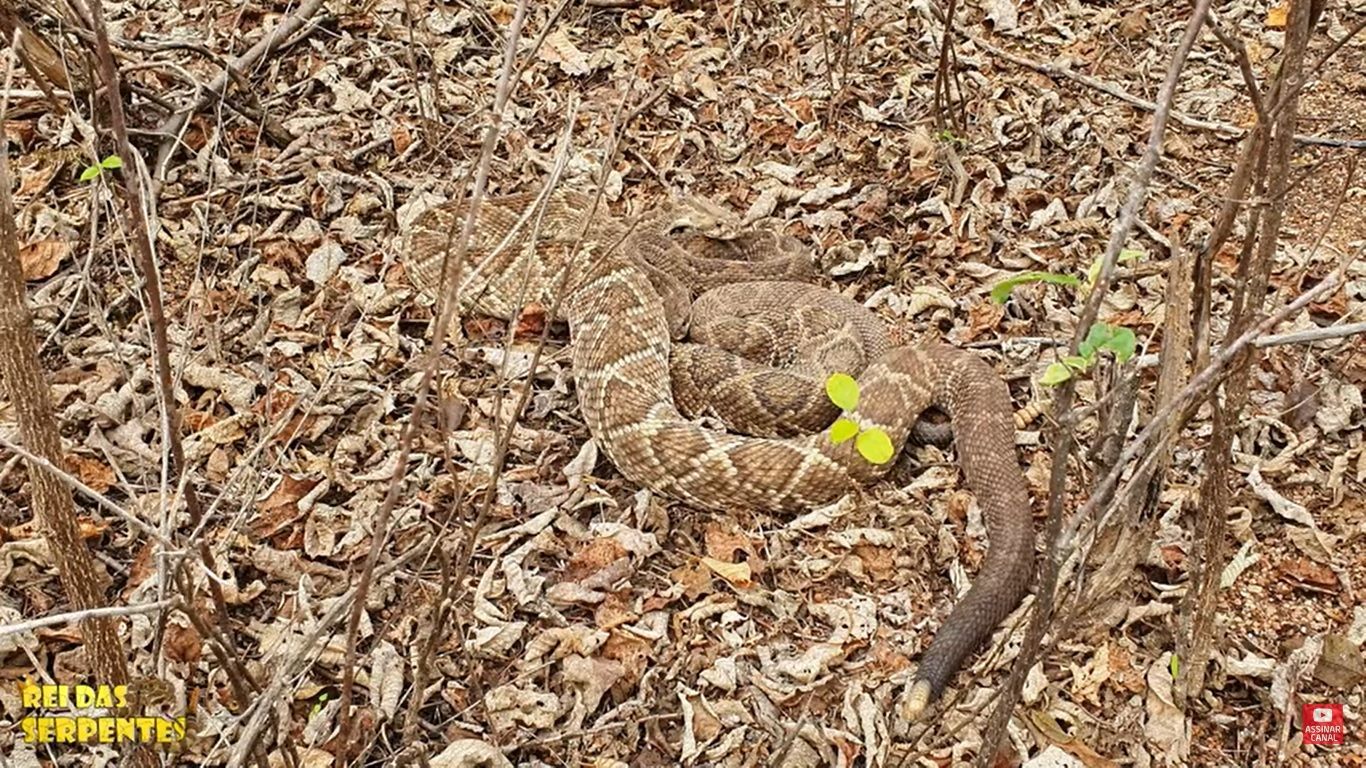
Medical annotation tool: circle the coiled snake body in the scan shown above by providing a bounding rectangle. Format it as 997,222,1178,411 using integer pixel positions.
405,190,1036,717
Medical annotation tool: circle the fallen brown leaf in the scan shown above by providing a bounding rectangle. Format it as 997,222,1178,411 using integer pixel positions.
965,301,1005,342
17,160,60,197
703,522,764,575
671,560,714,600
66,454,115,494
391,121,413,154
164,622,203,664
1314,634,1365,689
514,302,548,339
251,475,319,538
19,239,70,280
1278,556,1338,592
853,545,897,583
565,537,628,582
593,590,638,630
700,556,752,588
77,516,108,540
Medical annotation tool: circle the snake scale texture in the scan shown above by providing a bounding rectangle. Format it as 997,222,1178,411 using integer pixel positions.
404,190,1036,717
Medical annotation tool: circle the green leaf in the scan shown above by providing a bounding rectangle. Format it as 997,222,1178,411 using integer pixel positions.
855,428,894,464
1087,249,1145,287
1078,323,1113,358
825,373,860,411
1040,362,1072,386
829,418,859,445
990,271,1082,304
1104,327,1137,363
1062,355,1091,371
100,155,123,170
1169,653,1180,679
79,165,102,182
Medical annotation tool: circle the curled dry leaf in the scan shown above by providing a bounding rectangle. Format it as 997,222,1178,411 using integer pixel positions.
561,654,624,729
522,625,608,665
1313,634,1365,690
429,739,514,768
1143,653,1189,761
484,685,561,731
19,239,70,280
66,454,115,494
700,556,752,588
370,640,405,720
468,622,526,657
539,28,590,76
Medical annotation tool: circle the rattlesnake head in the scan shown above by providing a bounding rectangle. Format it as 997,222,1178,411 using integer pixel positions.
655,195,747,241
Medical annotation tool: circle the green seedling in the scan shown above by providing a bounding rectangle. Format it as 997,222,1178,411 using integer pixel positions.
936,131,967,150
1039,322,1137,386
992,252,1143,387
825,373,895,464
1085,248,1144,290
79,154,123,182
990,270,1081,304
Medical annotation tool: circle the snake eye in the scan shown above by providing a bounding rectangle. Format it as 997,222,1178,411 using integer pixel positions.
663,220,696,238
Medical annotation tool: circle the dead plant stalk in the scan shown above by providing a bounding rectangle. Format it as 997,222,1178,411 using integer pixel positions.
1179,0,1317,704
0,30,154,768
333,1,531,761
975,2,1214,763
79,1,270,764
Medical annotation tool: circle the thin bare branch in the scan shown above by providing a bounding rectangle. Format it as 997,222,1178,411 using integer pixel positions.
79,2,267,760
333,2,531,761
0,433,173,546
977,3,1214,761
0,600,174,639
1256,320,1366,347
970,33,1364,149
0,27,150,768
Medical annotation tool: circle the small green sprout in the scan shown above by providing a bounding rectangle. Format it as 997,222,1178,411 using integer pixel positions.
1169,653,1180,680
992,256,1142,387
1085,249,1144,290
825,373,895,465
1039,362,1073,386
990,271,1082,304
311,692,329,717
1040,322,1137,386
79,154,123,182
934,128,966,148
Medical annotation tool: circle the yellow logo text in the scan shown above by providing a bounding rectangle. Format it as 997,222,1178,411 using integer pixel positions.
18,682,187,746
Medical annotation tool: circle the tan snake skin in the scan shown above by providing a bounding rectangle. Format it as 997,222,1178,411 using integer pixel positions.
405,190,1036,717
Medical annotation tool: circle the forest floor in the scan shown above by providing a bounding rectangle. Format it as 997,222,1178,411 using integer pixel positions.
1,0,1364,766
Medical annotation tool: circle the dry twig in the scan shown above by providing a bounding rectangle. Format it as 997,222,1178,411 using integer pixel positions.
333,2,531,761
150,0,327,188
0,600,175,639
1178,0,1318,702
970,34,1366,150
977,3,1215,762
1256,320,1366,347
0,29,152,768
79,2,272,764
